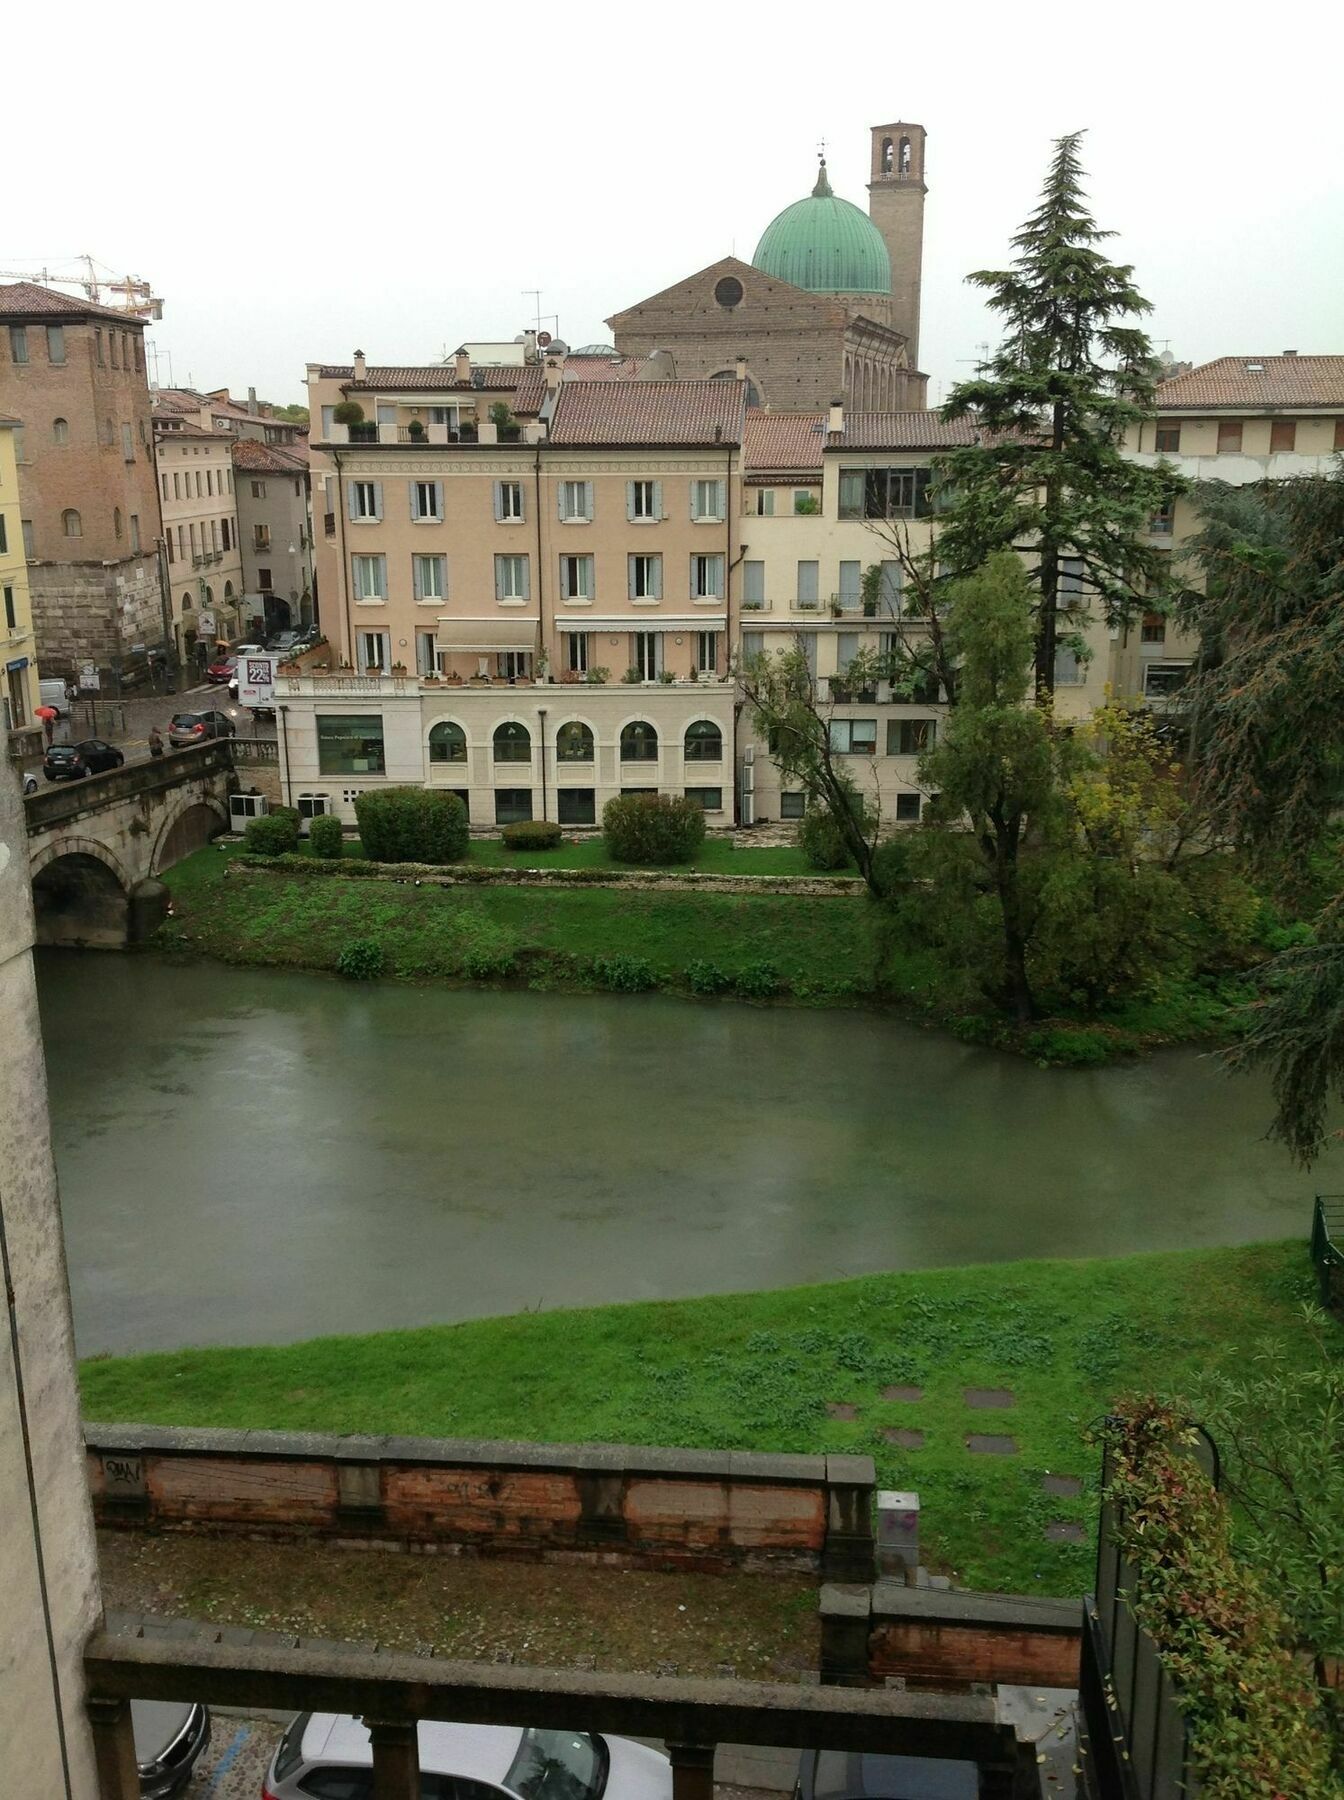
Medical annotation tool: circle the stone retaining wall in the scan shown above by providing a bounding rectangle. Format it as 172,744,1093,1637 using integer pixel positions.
228,858,866,898
86,1425,876,1578
820,1581,1081,1690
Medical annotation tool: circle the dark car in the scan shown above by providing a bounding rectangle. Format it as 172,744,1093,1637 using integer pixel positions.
796,1749,977,1800
168,710,236,748
43,739,126,781
133,1699,211,1798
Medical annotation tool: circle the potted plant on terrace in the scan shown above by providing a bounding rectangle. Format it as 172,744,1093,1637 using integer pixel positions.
489,401,521,443
861,563,882,617
622,666,642,684
406,418,427,441
584,666,610,685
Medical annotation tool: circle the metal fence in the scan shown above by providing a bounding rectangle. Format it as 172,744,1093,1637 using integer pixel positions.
1311,1195,1344,1312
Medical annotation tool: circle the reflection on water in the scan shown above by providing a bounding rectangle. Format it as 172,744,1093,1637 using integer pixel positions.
36,951,1306,1355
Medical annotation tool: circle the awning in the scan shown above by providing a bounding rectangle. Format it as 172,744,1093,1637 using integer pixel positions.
435,616,538,652
554,616,720,632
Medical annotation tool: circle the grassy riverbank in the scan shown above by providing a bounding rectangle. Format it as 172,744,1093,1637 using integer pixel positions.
153,844,1255,1055
81,1239,1320,1597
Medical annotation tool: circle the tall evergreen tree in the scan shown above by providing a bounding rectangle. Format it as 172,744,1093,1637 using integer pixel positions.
938,132,1178,700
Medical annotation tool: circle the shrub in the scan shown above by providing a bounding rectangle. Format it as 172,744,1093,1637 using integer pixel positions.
462,945,517,980
354,787,468,864
735,959,781,999
868,836,912,900
332,399,364,425
686,960,731,995
245,810,300,856
308,814,344,860
603,793,706,865
501,820,562,852
797,806,852,870
336,937,385,979
593,954,656,992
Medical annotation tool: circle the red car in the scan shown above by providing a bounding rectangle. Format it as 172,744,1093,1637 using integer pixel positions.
206,656,236,684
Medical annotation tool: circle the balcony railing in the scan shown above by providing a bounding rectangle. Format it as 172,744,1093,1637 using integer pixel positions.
83,1615,1027,1800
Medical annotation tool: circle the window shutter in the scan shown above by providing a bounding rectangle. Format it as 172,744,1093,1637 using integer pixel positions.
372,482,383,521
409,479,419,519
557,486,567,521
652,481,662,519
743,560,764,604
520,557,531,600
626,482,636,522
689,480,697,520
434,481,444,519
583,481,593,519
493,482,504,523
413,557,424,601
651,557,661,600
714,480,725,518
347,482,360,523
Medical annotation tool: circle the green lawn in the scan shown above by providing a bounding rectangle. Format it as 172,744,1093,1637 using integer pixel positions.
80,1240,1323,1598
465,836,825,877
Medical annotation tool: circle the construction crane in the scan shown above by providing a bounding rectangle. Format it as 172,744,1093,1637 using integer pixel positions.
0,253,163,318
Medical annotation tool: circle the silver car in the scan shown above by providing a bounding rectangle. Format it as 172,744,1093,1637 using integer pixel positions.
264,1712,672,1800
134,1700,211,1798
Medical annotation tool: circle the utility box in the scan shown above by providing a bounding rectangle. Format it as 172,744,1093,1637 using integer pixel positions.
876,1489,920,1578
229,791,268,830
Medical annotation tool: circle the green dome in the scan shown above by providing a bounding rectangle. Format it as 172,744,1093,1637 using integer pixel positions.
752,162,891,296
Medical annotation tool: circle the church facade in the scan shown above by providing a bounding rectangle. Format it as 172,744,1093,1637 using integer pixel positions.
608,121,928,414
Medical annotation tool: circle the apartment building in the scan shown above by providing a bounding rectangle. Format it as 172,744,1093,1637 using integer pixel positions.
739,403,1111,824
281,366,740,828
1115,353,1344,709
0,283,162,672
153,416,244,658
152,383,307,450
232,437,313,634
1,415,40,729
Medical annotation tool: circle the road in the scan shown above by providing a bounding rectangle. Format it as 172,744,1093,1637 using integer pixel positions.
19,679,275,785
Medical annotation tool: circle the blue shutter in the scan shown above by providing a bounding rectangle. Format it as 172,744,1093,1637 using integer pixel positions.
520,557,531,601
652,480,662,519
372,482,383,521
626,482,636,522
412,556,423,601
583,481,593,520
408,479,419,520
651,556,661,600
347,482,360,522
557,485,567,521
493,482,504,523
434,481,444,520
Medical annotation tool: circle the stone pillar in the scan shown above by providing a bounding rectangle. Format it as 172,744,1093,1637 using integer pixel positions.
822,1454,876,1582
87,1695,140,1800
666,1741,716,1800
0,759,103,1793
876,1490,920,1580
365,1718,421,1800
819,1583,873,1687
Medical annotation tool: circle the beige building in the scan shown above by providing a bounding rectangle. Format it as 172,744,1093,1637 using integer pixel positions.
1115,353,1344,708
232,437,313,634
153,417,245,657
287,368,740,827
1,414,41,730
0,283,163,674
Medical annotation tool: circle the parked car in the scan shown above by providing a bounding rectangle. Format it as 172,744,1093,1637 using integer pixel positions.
39,676,75,718
168,710,236,747
43,739,126,781
264,1713,672,1800
267,630,302,654
795,1748,977,1800
134,1700,211,1799
205,656,237,685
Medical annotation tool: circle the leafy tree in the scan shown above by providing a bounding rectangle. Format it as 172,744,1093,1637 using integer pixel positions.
938,131,1178,701
859,517,960,706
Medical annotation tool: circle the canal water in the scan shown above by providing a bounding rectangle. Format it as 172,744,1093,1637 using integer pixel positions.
36,953,1307,1355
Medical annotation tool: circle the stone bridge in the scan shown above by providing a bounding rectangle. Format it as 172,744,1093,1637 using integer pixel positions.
23,740,237,947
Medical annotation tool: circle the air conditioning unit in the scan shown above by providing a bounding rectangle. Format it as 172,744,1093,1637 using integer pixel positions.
740,792,755,826
229,792,268,829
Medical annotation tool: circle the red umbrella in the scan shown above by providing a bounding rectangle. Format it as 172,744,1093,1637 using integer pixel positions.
34,706,58,721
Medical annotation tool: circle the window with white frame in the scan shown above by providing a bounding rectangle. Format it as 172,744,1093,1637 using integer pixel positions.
413,555,447,601
567,632,589,674
696,630,718,674
629,554,661,601
415,630,440,675
556,720,594,762
627,479,658,521
494,480,524,521
754,489,775,516
691,479,725,521
829,718,878,755
351,554,387,601
497,651,532,681
495,554,530,601
742,562,765,610
684,719,723,761
429,405,460,428
297,793,332,819
691,554,724,599
560,554,593,601
558,480,593,522
633,631,662,681
356,629,390,671
410,479,443,522
349,480,381,521
1053,645,1088,685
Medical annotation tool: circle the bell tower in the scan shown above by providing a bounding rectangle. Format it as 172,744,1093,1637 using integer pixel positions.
867,121,927,372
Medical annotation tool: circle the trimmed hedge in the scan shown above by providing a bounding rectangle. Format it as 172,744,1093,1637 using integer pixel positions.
603,793,706,865
245,810,300,856
502,820,563,851
353,787,468,865
308,814,345,860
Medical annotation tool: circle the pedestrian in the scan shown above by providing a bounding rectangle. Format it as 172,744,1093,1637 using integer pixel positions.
148,725,165,759
42,713,54,747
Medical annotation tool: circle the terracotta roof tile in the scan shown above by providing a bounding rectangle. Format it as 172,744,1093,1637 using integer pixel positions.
549,380,746,447
319,364,531,393
561,355,642,383
510,365,547,415
0,280,148,326
231,437,309,474
1156,355,1344,410
744,410,826,475
827,412,983,449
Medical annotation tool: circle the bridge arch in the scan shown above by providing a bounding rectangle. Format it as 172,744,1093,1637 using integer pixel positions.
151,791,231,874
30,836,133,949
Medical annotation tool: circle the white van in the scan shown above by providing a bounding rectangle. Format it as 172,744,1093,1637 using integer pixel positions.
39,678,74,718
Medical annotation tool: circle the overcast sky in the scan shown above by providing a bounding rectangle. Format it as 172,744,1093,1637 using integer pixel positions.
9,1,1341,407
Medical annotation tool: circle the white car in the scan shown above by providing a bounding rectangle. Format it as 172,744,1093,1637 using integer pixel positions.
264,1712,673,1800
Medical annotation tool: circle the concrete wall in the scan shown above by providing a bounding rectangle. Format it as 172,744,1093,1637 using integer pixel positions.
85,1424,877,1578
0,761,103,1796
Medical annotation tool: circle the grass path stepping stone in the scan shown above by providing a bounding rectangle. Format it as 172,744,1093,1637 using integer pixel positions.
964,1387,1016,1409
881,1384,924,1403
1042,1474,1083,1498
1044,1522,1086,1543
826,1401,858,1420
966,1433,1018,1455
881,1427,925,1449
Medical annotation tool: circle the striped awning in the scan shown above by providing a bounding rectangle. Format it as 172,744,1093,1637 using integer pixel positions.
434,616,537,652
554,616,719,632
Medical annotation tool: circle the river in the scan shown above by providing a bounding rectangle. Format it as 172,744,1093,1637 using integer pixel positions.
36,952,1307,1355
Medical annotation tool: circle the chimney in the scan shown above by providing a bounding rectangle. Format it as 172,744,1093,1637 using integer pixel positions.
523,329,538,361
1282,348,1298,356
544,354,562,394
828,396,844,435
454,347,471,384
247,385,258,413
352,349,366,382
734,353,748,384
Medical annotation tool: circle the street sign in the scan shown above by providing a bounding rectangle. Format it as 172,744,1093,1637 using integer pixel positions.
79,662,100,692
237,654,278,709
198,611,217,637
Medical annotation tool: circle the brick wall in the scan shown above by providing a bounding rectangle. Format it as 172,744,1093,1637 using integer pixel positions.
85,1425,875,1578
820,1580,1081,1690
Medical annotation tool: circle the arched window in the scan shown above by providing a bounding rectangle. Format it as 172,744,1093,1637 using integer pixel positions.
881,137,893,174
113,507,123,539
899,136,911,174
62,508,81,537
181,591,193,611
684,720,723,762
224,581,234,600
204,586,214,605
53,417,69,444
102,416,114,447
555,720,594,762
493,721,531,763
429,721,467,764
620,720,658,762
